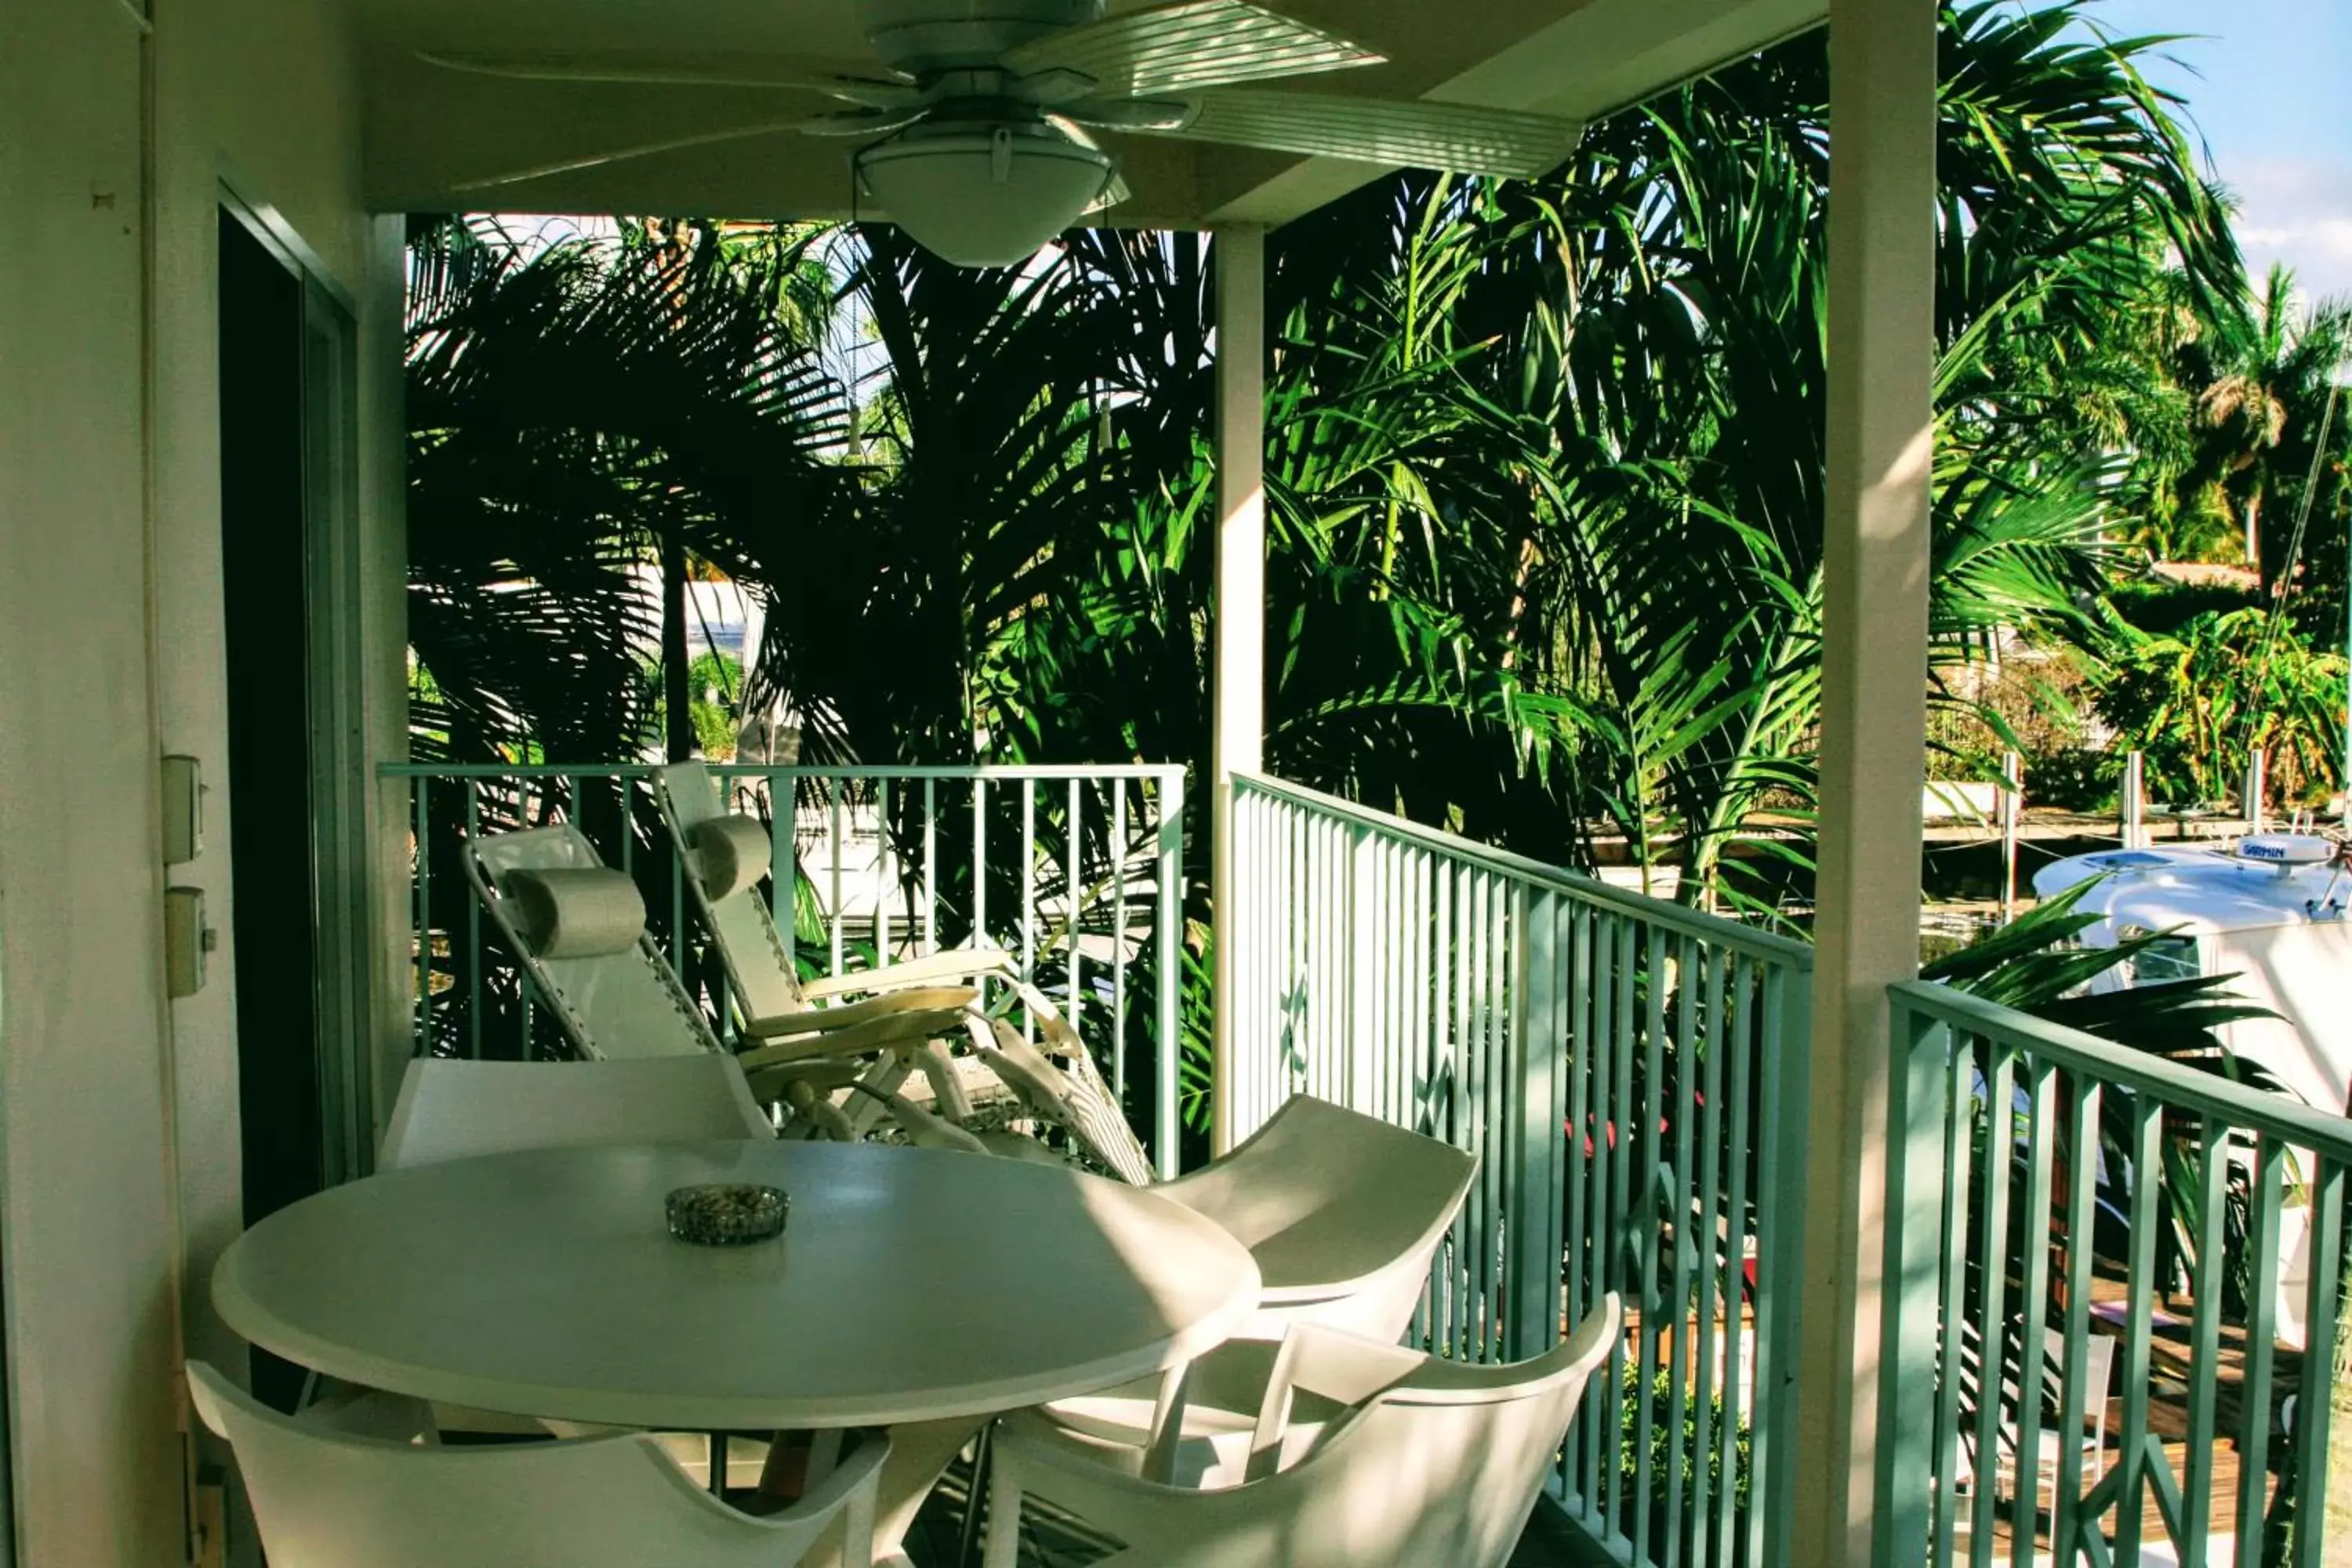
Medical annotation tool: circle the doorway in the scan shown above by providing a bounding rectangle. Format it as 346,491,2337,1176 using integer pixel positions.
216,205,367,1407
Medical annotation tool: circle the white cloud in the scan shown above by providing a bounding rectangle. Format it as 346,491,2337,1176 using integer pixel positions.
2223,157,2352,305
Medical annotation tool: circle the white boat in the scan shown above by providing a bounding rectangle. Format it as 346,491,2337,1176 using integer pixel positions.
2033,833,2352,1347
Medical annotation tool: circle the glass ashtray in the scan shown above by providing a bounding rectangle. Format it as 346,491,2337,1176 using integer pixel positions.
665,1183,789,1246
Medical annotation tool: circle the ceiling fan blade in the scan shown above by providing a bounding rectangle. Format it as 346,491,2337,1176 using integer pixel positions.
1145,89,1582,180
419,50,924,108
1000,0,1381,99
1056,97,1192,132
797,107,928,139
448,118,826,193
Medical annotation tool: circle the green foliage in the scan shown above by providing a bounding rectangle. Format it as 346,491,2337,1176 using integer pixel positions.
405,5,2243,961
1617,1364,1751,1555
2094,607,2349,805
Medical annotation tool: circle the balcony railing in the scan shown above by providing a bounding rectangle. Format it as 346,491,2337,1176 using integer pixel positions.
1226,771,1815,1566
1886,981,2349,1567
385,762,1189,1174
381,759,2350,1566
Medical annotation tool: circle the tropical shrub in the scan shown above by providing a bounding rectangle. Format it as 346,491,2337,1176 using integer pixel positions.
2095,607,2348,806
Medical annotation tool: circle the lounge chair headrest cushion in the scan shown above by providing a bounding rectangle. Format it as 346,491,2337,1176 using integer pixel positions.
686,815,771,902
498,868,645,959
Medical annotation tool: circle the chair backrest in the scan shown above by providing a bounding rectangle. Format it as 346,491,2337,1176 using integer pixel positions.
1241,1298,1621,1568
464,825,720,1060
185,1360,881,1568
378,1056,773,1171
1159,1094,1479,1339
654,762,808,1029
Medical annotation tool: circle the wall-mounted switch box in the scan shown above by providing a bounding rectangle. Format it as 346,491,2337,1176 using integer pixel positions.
165,887,210,997
161,754,203,865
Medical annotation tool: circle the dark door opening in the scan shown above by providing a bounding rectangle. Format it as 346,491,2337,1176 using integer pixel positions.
217,209,325,1410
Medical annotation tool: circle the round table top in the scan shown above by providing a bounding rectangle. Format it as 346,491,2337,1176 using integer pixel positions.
213,1141,1261,1431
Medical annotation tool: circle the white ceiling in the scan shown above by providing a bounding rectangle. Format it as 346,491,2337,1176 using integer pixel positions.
358,0,1824,226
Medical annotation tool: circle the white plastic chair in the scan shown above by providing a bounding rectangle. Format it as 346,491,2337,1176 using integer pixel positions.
1157,1094,1480,1341
654,761,1154,1182
379,1055,774,1170
187,1360,884,1568
985,1298,1621,1568
1034,1094,1479,1472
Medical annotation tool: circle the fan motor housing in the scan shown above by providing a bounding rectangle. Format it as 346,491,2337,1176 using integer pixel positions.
864,0,1105,74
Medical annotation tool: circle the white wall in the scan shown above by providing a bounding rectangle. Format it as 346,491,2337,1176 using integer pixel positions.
0,0,404,1560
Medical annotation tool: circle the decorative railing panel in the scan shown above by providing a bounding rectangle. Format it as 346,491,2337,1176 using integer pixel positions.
1885,982,2351,1568
1227,771,1813,1566
382,763,1187,1176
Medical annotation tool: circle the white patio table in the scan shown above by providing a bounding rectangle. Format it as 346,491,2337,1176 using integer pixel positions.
212,1139,1260,1564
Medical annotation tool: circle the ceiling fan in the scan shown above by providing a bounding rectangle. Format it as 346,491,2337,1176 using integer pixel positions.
423,0,1584,267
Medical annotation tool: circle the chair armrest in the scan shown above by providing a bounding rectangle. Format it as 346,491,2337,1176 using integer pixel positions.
735,1008,973,1071
759,1428,890,1568
798,948,1016,998
742,986,979,1039
987,1414,1334,1568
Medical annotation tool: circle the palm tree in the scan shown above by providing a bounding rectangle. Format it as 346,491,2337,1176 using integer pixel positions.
405,216,854,768
2171,265,2352,586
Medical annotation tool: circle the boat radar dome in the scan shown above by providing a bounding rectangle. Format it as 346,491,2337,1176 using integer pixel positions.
2233,833,2337,868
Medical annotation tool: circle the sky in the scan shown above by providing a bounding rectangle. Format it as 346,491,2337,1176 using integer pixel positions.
2091,0,2352,307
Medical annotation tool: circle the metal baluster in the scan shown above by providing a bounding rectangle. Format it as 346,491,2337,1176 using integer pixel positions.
2012,1060,2059,1560
2052,1073,2103,1555
413,775,431,1057
922,779,938,958
2291,1158,2346,1568
464,781,481,1059
2179,1116,2229,1564
972,777,987,950
828,776,845,978
1112,782,1128,1103
876,779,892,968
2110,1090,2162,1567
1066,778,1083,1040
1929,1011,1972,1568
1715,955,1755,1559
1633,923,1668,1568
1664,933,1699,1568
1152,773,1181,1178
2234,1135,2285,1559
1022,779,1036,1041
1689,946,1727,1553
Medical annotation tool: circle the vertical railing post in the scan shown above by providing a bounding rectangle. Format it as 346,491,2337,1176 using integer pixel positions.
1876,991,1944,1566
2122,749,2147,848
1207,224,1266,1159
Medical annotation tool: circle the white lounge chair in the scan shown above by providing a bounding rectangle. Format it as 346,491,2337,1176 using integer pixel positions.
984,1298,1621,1568
463,823,971,1136
1029,1094,1479,1473
187,1360,885,1568
653,761,1154,1183
378,1055,774,1170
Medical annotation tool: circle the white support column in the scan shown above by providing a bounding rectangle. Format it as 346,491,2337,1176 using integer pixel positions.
1791,1,1939,1563
1209,225,1266,1158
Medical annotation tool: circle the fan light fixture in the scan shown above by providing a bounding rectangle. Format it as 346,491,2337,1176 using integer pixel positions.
855,121,1112,268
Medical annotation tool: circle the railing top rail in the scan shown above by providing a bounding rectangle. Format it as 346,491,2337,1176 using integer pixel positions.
1235,769,1814,967
380,762,1188,784
1892,978,2352,1159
